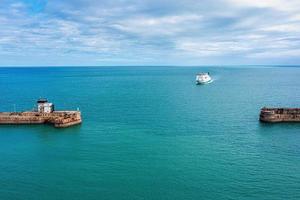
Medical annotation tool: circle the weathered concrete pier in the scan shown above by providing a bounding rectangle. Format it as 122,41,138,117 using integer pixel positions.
260,107,300,123
0,99,82,128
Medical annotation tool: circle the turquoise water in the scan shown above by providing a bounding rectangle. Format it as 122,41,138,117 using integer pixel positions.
0,66,300,200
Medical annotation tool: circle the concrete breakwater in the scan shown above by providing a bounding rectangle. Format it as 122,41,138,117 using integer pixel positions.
0,99,82,128
0,111,82,128
260,108,300,122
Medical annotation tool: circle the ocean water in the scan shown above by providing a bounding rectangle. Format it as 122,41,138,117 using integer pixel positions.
0,66,300,200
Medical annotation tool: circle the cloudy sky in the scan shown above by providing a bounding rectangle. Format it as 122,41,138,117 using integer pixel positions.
1,0,300,66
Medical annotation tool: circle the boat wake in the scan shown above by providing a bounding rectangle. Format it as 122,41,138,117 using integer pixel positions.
205,79,214,84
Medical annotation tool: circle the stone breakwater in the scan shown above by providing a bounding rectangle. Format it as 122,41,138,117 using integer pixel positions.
0,111,82,128
260,108,300,122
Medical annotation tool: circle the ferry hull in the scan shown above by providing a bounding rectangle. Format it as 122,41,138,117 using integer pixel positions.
196,79,213,85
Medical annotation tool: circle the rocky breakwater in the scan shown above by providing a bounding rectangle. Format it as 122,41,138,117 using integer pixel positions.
260,108,300,123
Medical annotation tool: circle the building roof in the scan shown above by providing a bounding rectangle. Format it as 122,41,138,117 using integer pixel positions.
37,98,48,103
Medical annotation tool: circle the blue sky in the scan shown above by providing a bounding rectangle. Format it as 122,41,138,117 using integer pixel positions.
1,0,300,66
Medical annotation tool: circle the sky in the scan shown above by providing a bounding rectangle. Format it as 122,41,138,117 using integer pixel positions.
0,0,300,66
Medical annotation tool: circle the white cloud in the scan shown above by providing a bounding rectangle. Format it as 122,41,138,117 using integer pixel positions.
226,0,300,12
260,23,300,33
175,39,252,56
112,14,202,36
248,49,300,58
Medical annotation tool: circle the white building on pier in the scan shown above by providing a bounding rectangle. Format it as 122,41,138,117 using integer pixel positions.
37,98,54,113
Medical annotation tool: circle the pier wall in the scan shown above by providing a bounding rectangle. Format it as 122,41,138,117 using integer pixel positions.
260,108,300,122
0,111,82,128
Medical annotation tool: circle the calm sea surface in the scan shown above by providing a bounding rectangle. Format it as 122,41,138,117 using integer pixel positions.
0,66,300,200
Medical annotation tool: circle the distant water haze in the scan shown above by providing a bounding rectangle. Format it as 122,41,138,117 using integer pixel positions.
0,66,300,200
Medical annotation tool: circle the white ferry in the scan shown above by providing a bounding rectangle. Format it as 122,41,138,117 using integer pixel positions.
196,73,212,84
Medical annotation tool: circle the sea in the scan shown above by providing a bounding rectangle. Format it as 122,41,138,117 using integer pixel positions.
0,66,299,200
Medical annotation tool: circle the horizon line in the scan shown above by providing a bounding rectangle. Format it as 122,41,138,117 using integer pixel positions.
0,65,300,68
